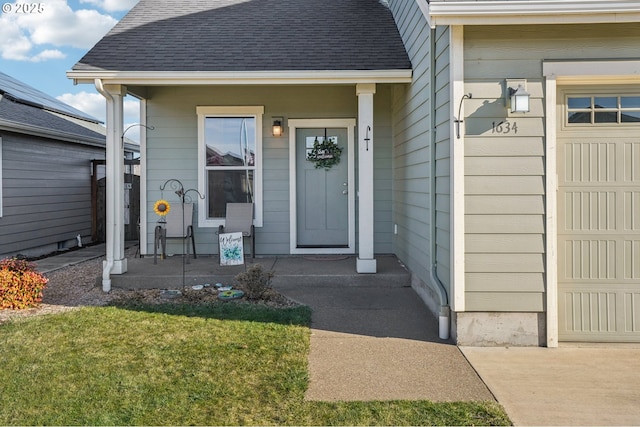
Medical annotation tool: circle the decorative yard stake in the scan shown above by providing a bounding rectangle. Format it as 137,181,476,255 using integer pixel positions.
153,199,171,228
158,179,204,289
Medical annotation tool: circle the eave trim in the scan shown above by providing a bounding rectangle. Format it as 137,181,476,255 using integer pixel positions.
428,0,640,27
67,69,413,86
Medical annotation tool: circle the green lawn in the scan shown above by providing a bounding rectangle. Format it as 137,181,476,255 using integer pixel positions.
0,303,511,426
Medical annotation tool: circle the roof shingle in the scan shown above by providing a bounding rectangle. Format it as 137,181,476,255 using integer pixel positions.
73,0,411,72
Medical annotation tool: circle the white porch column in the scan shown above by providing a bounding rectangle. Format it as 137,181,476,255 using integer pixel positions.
356,83,377,273
95,81,127,291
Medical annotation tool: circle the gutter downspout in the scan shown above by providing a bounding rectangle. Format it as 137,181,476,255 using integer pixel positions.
430,27,450,340
94,79,113,292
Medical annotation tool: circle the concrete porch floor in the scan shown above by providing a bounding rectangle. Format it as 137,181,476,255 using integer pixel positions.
109,253,411,290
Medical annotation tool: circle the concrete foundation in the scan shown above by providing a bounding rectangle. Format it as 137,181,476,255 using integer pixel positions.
405,271,549,347
454,312,546,347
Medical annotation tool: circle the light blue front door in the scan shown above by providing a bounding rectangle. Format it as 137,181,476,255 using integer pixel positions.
296,128,349,247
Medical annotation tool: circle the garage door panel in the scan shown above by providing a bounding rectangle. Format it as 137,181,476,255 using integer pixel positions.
625,240,640,279
624,292,640,332
624,142,640,182
560,190,617,232
561,287,617,334
563,141,617,183
624,191,640,230
561,239,618,280
560,285,640,341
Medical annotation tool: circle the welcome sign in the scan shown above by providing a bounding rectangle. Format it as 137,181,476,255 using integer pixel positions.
219,232,244,266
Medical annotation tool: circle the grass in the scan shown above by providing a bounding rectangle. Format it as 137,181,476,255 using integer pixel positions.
0,303,511,426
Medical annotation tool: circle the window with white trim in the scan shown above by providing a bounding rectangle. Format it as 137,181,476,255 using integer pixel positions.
567,95,640,125
197,106,263,227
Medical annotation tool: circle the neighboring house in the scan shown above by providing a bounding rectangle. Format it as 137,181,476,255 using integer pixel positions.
68,0,640,346
386,0,640,346
0,72,138,259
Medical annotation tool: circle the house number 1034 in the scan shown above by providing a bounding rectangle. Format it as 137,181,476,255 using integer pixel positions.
492,121,518,134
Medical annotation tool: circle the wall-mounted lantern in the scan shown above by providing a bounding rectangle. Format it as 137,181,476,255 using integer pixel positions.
507,82,530,114
272,117,283,137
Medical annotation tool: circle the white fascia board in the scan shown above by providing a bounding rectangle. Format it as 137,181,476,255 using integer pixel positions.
427,0,640,27
67,69,413,86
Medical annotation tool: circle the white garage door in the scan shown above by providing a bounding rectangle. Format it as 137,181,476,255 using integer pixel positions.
558,89,640,342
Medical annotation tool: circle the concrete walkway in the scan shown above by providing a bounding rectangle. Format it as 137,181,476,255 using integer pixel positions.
274,281,495,402
462,346,640,426
36,243,109,273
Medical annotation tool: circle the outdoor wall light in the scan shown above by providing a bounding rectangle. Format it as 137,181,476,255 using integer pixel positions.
272,117,283,137
508,83,530,113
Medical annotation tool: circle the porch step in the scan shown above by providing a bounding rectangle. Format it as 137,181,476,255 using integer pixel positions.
106,255,411,290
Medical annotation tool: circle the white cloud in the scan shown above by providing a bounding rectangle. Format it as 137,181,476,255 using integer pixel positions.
80,0,138,12
0,0,119,61
57,91,141,141
0,21,33,60
30,49,66,62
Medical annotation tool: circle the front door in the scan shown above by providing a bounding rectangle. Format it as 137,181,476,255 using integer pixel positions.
289,119,355,254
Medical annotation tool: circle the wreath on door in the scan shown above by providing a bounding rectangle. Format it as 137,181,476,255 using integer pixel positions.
306,137,343,170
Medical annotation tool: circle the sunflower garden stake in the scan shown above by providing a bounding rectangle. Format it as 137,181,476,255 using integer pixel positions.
154,199,171,224
153,199,171,262
154,199,170,216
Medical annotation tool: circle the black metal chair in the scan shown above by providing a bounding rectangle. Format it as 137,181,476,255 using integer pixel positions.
154,203,196,264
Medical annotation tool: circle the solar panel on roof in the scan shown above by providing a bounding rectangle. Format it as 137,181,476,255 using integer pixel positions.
0,71,99,123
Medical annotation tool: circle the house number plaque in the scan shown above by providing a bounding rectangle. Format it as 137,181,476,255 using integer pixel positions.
492,120,518,134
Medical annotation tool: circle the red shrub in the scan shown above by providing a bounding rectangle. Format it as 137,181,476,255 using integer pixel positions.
0,258,48,309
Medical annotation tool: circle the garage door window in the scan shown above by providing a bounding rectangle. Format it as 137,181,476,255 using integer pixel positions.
568,95,640,124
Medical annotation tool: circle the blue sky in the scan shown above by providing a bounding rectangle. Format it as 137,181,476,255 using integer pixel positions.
0,0,141,139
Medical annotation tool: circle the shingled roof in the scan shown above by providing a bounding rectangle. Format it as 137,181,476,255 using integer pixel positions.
0,95,106,145
0,72,107,145
0,71,98,122
73,0,411,73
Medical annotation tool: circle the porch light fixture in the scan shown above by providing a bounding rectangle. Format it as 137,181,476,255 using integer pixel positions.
272,117,283,137
508,84,530,113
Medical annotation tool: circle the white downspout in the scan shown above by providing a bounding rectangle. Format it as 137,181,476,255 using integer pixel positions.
430,27,450,340
95,79,114,291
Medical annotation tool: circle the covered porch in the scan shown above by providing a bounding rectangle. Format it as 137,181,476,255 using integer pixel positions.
66,0,412,292
108,252,411,290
